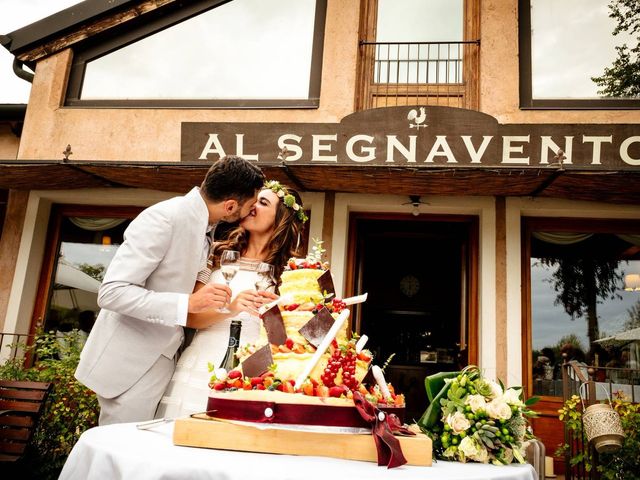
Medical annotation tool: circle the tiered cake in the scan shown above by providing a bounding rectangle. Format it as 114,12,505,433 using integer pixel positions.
206,257,405,428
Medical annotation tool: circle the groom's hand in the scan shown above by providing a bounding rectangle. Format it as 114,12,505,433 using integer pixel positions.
188,283,231,313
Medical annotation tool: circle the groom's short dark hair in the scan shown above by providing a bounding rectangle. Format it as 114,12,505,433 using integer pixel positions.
201,155,264,203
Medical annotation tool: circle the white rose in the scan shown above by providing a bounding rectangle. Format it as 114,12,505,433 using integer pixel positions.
446,411,471,434
466,394,487,413
486,398,512,420
277,190,285,197
502,388,524,406
458,436,480,460
487,380,503,399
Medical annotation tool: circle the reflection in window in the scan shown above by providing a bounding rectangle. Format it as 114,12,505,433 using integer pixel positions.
530,0,637,99
530,230,640,397
80,0,318,100
373,0,463,84
47,217,130,347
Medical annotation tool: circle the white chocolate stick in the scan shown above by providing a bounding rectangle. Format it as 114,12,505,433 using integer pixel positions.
258,293,294,316
294,309,350,390
355,334,368,354
372,365,392,401
343,292,368,305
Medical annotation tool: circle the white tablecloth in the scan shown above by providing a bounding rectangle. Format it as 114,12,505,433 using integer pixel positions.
59,422,537,480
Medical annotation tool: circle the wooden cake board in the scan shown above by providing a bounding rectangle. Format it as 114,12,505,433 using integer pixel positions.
173,415,432,466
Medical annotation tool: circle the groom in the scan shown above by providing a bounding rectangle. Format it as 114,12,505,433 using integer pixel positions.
75,155,264,425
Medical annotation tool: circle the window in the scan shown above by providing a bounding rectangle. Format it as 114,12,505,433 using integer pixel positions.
519,0,640,109
524,219,640,399
66,0,326,108
32,206,142,342
357,0,479,110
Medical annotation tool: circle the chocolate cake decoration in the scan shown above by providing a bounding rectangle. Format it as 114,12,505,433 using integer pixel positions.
241,345,273,378
298,307,335,348
262,304,287,345
317,270,336,299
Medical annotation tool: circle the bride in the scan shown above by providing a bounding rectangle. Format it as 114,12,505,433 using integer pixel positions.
155,181,307,418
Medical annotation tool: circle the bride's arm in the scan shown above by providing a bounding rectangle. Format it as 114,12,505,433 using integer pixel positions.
186,283,277,328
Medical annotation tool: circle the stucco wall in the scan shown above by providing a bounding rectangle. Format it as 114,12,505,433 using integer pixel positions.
17,0,362,162
0,124,19,159
16,0,640,165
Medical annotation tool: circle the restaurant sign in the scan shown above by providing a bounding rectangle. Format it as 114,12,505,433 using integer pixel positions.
181,107,640,169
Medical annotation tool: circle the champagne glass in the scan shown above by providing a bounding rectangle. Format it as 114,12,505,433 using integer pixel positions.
218,250,240,312
255,262,275,292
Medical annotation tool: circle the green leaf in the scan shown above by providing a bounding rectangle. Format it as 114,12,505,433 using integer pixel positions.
424,371,459,403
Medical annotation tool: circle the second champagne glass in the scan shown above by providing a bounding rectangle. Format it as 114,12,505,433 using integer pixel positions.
218,250,240,313
255,262,274,292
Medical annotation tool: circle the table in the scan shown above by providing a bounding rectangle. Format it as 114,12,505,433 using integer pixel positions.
59,422,537,480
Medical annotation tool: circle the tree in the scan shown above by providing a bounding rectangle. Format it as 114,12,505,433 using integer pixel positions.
541,257,622,350
592,0,640,98
624,298,640,330
78,263,106,282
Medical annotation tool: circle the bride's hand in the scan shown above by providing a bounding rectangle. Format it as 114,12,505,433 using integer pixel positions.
229,290,277,316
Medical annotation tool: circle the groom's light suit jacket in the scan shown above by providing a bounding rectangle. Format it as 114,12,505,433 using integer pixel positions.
75,187,210,399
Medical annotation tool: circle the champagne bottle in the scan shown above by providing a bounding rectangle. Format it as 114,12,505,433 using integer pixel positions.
219,320,242,370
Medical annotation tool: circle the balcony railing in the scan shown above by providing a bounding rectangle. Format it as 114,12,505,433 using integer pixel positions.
357,40,480,110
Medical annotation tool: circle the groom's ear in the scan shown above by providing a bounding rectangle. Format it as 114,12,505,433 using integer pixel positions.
223,199,239,215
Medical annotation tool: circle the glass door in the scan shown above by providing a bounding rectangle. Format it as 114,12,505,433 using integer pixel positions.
349,214,478,421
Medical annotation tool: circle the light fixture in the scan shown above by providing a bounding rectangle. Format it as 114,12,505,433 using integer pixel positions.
624,274,640,292
403,195,427,216
100,235,112,252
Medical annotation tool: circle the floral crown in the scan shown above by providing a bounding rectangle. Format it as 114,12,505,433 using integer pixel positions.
264,180,308,223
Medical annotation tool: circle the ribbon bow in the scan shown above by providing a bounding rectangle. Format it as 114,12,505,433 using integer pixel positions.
352,391,413,468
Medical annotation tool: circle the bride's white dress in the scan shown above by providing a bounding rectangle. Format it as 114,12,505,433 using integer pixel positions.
155,259,262,419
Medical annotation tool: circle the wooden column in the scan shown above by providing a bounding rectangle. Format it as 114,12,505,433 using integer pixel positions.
0,190,29,330
321,192,335,260
495,196,508,380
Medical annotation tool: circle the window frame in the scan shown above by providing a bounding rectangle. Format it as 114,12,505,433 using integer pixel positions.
64,0,327,109
355,0,480,111
521,216,640,401
518,0,640,110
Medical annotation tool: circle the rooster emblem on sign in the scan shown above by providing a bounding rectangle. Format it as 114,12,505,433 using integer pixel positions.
407,107,427,129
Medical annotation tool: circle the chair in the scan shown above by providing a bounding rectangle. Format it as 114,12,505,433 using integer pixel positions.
0,380,51,464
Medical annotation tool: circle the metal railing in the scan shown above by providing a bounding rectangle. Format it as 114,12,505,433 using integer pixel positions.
358,40,480,110
562,360,639,479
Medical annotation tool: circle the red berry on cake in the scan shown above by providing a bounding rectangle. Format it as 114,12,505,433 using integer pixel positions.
285,338,294,349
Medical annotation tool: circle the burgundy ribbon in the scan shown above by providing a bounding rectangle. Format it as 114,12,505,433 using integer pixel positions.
352,391,413,468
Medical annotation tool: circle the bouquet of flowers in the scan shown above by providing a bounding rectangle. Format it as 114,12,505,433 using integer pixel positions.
418,365,538,465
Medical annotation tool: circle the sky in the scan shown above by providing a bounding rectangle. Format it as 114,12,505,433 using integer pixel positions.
0,1,82,103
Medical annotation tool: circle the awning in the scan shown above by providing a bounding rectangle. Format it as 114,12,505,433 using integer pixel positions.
1,160,640,205
54,262,101,293
595,327,640,347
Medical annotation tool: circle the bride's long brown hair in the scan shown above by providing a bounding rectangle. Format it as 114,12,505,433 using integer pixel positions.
209,185,305,288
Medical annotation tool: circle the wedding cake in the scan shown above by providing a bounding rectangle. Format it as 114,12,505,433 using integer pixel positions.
205,254,406,429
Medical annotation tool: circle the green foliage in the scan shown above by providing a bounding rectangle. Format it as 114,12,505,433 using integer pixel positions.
557,394,640,479
592,0,640,98
77,262,106,282
0,330,99,480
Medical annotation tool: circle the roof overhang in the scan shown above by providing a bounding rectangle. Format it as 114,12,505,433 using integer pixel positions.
1,160,638,205
1,0,231,68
